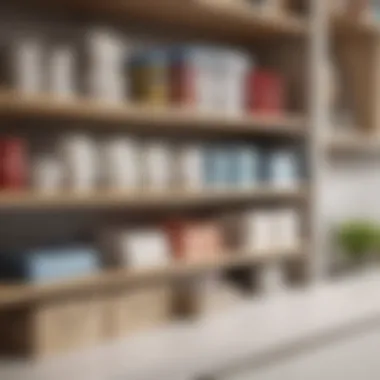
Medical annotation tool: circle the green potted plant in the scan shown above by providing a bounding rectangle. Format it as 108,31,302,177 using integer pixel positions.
336,220,379,265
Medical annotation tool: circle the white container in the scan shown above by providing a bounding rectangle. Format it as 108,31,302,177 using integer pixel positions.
101,137,140,190
274,209,301,249
100,228,170,268
190,48,217,112
49,45,76,98
32,155,63,193
12,37,44,94
143,142,172,191
207,48,251,115
124,229,170,268
86,28,129,102
59,133,98,191
245,211,274,252
177,145,203,191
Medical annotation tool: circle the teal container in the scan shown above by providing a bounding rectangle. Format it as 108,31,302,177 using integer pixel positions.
231,145,260,189
203,145,230,189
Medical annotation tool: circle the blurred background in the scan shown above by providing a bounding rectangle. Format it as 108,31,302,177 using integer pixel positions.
0,1,380,379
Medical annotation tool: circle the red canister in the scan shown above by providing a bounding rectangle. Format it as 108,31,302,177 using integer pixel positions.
166,219,223,262
165,220,202,261
170,62,195,106
0,137,28,189
247,70,285,114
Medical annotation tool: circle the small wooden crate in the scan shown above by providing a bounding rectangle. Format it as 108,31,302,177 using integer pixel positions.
105,282,173,338
0,296,105,358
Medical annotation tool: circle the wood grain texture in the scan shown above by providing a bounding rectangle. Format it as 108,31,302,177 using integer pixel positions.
333,15,380,38
0,244,305,309
327,131,380,155
0,187,308,210
0,90,306,136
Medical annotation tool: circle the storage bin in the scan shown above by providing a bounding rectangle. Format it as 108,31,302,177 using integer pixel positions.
173,275,243,318
99,227,171,269
0,246,99,283
0,296,105,358
105,283,172,338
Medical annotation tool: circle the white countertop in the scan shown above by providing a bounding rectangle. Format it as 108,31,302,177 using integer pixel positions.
3,269,380,380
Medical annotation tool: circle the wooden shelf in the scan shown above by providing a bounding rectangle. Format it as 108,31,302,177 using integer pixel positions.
30,0,308,41
0,244,305,309
326,132,380,155
332,15,380,37
0,187,307,210
0,91,306,137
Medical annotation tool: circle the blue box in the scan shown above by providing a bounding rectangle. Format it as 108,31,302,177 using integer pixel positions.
266,150,299,186
203,145,231,189
230,145,261,188
0,246,100,284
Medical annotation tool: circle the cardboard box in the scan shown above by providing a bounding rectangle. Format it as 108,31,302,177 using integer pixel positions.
0,296,105,358
106,283,172,338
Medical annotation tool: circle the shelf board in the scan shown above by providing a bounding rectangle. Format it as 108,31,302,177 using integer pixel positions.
332,15,380,37
0,245,305,309
327,132,380,155
30,0,308,41
0,91,306,137
0,187,306,210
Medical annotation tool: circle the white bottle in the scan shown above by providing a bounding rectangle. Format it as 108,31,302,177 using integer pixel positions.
32,154,63,193
177,145,203,191
12,37,44,94
87,28,129,102
101,137,140,190
143,141,172,191
274,209,301,249
59,133,98,191
245,211,274,252
49,45,76,98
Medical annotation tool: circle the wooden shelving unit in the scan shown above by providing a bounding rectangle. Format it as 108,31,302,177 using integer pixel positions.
333,14,380,37
0,90,306,137
329,9,380,154
0,186,307,210
0,244,305,310
0,0,313,358
327,132,380,156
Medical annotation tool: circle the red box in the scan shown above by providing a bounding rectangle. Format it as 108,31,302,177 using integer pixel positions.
247,70,285,114
0,137,28,189
170,63,195,106
166,220,223,262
